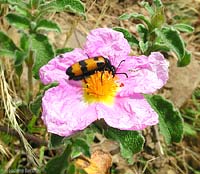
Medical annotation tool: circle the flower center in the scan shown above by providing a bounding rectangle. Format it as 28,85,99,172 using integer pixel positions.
83,71,119,105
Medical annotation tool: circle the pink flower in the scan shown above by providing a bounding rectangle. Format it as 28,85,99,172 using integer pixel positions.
39,28,169,137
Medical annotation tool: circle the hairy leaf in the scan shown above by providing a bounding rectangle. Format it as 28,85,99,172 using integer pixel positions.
50,134,65,148
14,50,26,66
153,0,163,7
145,95,183,144
15,5,31,17
45,145,71,174
183,122,197,137
136,24,148,42
139,41,149,53
36,19,61,32
6,13,30,29
174,23,194,33
155,27,188,66
15,64,23,77
20,32,29,52
0,49,15,58
151,7,165,29
113,27,139,46
177,50,191,67
0,31,19,55
67,164,76,174
140,1,154,16
55,0,85,15
30,0,41,9
105,127,144,160
119,13,152,30
56,48,74,55
71,138,90,159
151,43,170,52
30,33,54,79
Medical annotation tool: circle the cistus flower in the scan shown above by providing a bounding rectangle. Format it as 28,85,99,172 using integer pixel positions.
39,28,169,137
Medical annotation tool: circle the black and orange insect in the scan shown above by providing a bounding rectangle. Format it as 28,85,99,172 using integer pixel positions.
66,56,127,81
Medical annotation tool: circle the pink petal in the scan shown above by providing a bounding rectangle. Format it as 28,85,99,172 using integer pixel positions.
96,94,158,130
39,48,88,85
41,84,97,137
118,52,169,96
84,28,131,66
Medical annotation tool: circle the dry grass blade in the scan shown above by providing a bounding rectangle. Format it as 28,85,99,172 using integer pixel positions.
0,139,11,158
0,66,39,166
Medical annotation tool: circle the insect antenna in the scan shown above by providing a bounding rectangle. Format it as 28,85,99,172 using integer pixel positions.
116,60,125,71
115,72,128,78
115,60,128,78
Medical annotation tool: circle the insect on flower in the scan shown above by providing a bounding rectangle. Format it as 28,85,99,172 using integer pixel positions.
66,56,128,81
39,28,169,137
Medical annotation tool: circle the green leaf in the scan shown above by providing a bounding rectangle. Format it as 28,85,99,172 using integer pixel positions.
174,23,194,33
36,19,61,33
139,41,149,53
37,1,56,13
0,168,5,174
82,127,96,145
151,7,165,29
67,164,76,174
15,5,31,17
27,115,43,133
105,127,144,160
6,13,30,29
152,43,170,52
113,27,139,46
50,134,65,148
145,95,183,144
42,82,59,91
155,27,186,65
15,64,23,78
0,0,7,3
0,49,15,58
20,32,29,52
183,122,197,137
1,0,25,4
177,50,191,67
0,31,19,54
55,0,85,15
45,145,71,174
30,33,54,79
0,0,21,4
119,13,152,30
140,1,154,16
14,50,26,66
29,94,42,116
30,0,41,9
153,0,163,7
71,138,90,159
56,48,74,55
136,24,148,42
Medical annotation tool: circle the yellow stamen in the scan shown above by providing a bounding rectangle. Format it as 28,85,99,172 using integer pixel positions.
83,71,119,105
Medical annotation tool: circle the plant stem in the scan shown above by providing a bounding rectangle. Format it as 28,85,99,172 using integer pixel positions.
145,32,156,55
26,50,34,103
28,65,33,100
151,125,164,156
